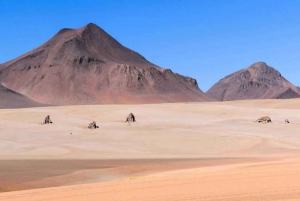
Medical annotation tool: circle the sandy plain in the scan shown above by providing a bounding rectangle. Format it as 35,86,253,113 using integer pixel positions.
1,99,300,200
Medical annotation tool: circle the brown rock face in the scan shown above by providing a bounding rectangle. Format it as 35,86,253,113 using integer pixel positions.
0,23,209,105
206,62,300,101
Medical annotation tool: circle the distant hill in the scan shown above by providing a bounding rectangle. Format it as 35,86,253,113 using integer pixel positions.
206,62,300,101
0,84,44,109
0,23,210,105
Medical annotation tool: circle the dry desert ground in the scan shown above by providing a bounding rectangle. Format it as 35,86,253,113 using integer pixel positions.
1,99,300,200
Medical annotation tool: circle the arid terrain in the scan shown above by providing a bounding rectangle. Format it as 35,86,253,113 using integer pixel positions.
1,99,300,200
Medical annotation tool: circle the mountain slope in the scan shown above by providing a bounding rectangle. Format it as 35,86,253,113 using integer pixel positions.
0,23,209,105
0,84,44,109
206,62,300,101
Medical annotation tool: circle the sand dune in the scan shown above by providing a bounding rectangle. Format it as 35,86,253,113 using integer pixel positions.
1,99,300,200
1,159,300,201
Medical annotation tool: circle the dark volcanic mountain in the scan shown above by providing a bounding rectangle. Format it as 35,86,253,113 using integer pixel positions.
0,23,209,105
206,62,300,101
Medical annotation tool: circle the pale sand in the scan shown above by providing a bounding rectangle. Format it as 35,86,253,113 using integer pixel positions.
1,99,300,200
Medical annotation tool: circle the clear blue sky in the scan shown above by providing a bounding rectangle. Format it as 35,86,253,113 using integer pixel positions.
1,0,300,91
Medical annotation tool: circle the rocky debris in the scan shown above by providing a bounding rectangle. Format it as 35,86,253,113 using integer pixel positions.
256,116,272,123
125,113,136,125
88,121,99,129
43,115,52,124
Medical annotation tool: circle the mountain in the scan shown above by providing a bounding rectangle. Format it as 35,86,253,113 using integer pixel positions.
206,62,300,101
0,23,209,105
0,84,44,109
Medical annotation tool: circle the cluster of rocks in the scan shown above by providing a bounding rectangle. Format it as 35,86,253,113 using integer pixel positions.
88,121,99,129
42,113,136,129
256,116,290,124
256,116,272,123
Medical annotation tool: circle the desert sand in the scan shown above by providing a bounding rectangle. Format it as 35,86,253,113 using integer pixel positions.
1,99,300,200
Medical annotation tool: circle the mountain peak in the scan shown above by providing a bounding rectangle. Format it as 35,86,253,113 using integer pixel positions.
38,23,149,65
56,23,100,35
248,62,274,72
206,62,300,101
246,62,281,78
81,23,106,34
85,22,99,29
0,23,209,105
249,62,267,68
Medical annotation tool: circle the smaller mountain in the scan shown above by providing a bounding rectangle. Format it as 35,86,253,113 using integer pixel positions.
0,84,44,109
206,62,300,101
